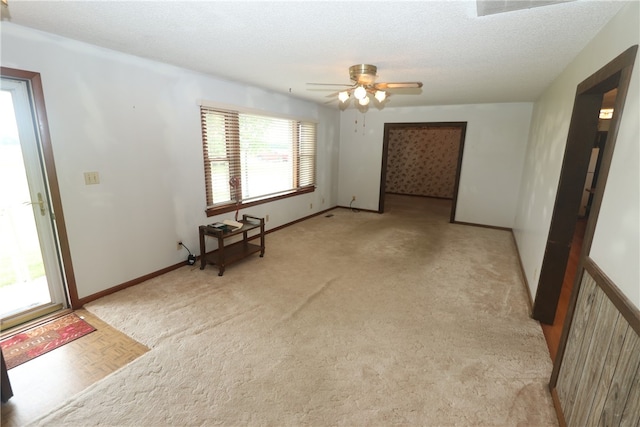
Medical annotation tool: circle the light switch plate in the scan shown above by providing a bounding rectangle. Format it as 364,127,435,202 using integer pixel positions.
84,171,100,185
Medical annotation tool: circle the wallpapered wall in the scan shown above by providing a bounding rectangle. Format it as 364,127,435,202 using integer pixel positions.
385,126,462,199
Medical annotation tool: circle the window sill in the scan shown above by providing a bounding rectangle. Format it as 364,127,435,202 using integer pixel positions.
205,186,315,217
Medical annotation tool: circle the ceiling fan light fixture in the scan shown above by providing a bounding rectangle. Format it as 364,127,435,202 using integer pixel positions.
307,64,421,108
354,86,367,100
338,91,350,103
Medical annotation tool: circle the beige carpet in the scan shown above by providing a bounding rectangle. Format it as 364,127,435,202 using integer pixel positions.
32,195,557,426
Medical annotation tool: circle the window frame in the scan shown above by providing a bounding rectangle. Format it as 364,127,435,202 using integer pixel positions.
200,104,317,217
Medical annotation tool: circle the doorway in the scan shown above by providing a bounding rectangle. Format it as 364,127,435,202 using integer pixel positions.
540,91,614,359
0,68,77,330
379,122,467,219
532,46,637,328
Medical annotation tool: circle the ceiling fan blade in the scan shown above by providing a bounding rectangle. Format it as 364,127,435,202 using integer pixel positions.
307,88,345,93
325,91,341,98
375,82,423,89
306,82,354,87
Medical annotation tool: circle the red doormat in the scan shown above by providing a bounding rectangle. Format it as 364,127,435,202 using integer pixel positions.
0,313,96,369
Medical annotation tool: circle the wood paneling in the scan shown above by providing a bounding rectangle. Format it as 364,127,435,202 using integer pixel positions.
619,362,640,426
553,262,640,426
568,295,618,425
598,331,640,426
556,271,600,417
587,317,630,423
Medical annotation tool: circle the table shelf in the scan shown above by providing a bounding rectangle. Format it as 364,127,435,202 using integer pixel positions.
202,241,262,268
199,215,265,276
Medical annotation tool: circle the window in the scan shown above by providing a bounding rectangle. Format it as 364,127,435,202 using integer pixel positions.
201,106,316,216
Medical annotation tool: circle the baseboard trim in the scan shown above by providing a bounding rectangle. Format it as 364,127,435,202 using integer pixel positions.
76,207,340,307
511,231,534,314
451,220,512,232
336,205,380,214
76,261,188,308
266,207,338,235
550,387,567,427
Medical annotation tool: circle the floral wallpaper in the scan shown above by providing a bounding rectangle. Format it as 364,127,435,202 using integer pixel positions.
385,126,462,199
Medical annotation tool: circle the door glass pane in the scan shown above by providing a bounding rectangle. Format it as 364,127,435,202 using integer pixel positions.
0,89,51,318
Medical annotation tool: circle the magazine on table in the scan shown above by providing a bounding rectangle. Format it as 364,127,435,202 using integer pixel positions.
209,219,243,232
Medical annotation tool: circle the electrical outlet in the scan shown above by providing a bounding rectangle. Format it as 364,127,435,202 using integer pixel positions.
310,203,313,209
352,195,356,202
177,241,182,251
266,214,269,222
322,197,325,204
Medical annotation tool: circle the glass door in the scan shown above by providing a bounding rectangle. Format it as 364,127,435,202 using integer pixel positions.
0,78,67,328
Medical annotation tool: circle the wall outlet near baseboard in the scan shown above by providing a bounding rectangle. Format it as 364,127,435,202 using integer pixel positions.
177,241,182,251
352,195,356,202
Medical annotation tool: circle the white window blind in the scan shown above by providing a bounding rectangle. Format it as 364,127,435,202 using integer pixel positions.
201,106,316,210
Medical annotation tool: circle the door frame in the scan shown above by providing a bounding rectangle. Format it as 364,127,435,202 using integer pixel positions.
1,67,80,310
378,122,467,221
532,45,638,326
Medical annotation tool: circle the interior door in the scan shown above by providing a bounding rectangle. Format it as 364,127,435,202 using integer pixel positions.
0,77,67,327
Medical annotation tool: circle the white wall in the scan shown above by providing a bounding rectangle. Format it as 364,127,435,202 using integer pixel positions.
338,103,533,228
513,2,639,307
1,23,341,299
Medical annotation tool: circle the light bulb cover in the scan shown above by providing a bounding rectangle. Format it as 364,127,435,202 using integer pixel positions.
375,90,386,102
354,86,367,100
338,91,350,103
599,108,614,119
359,96,370,106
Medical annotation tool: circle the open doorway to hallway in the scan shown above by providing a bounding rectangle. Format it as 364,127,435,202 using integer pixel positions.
541,88,617,360
378,122,466,219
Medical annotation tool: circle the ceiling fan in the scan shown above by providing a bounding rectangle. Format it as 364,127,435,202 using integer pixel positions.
307,64,423,106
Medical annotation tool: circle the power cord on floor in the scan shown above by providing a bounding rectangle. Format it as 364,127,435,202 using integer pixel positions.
349,199,360,213
179,242,197,265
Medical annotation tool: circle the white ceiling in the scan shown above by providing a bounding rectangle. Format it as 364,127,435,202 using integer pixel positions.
1,0,627,108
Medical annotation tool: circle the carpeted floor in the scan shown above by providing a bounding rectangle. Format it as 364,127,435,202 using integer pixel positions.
31,195,557,426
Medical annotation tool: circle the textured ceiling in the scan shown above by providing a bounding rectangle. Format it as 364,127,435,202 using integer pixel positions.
476,0,575,16
1,0,627,108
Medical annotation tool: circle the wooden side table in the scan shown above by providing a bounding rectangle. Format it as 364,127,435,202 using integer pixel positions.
199,214,265,276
